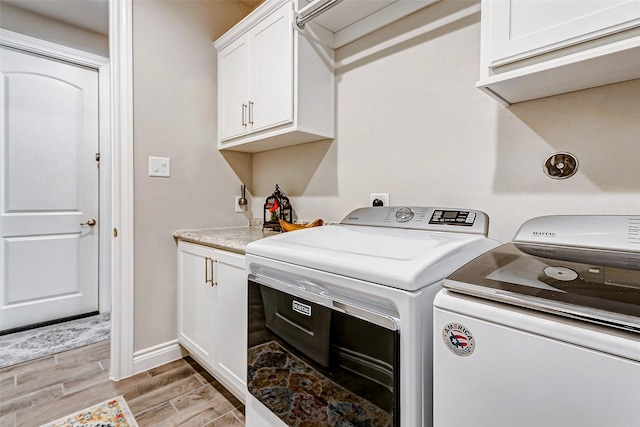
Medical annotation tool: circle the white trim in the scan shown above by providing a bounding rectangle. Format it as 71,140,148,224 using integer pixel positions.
213,0,289,50
0,29,113,329
98,61,112,314
0,29,108,68
109,0,135,381
133,340,187,374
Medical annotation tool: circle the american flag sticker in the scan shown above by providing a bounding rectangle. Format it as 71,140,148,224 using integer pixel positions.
442,323,475,357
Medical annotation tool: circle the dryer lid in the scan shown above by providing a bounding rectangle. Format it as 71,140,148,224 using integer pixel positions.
246,207,500,292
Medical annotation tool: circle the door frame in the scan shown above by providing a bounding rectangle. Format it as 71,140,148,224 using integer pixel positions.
108,0,135,380
2,1,135,381
0,29,112,315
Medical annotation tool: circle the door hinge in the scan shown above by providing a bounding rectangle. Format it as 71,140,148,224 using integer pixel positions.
113,228,118,237
96,153,101,162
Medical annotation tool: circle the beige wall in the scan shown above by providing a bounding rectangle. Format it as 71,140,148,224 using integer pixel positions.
252,0,640,244
0,1,108,56
132,0,253,352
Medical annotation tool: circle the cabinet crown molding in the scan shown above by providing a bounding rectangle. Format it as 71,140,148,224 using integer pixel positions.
214,0,290,50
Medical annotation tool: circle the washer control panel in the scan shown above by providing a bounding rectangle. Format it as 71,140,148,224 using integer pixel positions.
341,206,489,236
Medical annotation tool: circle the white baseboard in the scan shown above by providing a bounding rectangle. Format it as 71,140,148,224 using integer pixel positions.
133,340,247,404
132,339,187,374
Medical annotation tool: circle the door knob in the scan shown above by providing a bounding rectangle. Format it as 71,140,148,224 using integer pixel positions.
81,219,97,226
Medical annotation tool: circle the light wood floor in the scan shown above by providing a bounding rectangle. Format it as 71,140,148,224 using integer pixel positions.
0,340,245,427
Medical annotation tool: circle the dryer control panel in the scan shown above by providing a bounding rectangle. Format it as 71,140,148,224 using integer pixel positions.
341,207,489,236
429,210,476,226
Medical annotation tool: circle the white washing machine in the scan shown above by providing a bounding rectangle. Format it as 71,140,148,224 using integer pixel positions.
434,215,640,427
244,206,500,427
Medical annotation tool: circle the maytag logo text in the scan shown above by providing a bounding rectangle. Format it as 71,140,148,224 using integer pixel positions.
533,231,557,237
292,300,312,316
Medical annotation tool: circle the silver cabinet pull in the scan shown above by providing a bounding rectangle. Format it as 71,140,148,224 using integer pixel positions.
249,101,254,125
211,258,217,286
205,257,217,286
81,219,96,226
205,257,211,284
242,103,247,127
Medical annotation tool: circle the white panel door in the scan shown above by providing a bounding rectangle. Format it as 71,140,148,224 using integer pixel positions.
0,46,99,331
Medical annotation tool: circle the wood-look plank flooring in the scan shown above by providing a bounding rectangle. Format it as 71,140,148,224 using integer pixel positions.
0,341,245,427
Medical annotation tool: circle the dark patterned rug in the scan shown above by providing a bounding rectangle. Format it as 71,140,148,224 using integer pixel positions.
248,340,393,427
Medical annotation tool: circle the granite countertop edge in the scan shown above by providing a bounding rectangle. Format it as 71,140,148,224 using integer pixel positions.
173,226,279,254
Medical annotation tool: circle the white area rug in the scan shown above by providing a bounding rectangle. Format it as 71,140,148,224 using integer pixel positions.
39,396,138,427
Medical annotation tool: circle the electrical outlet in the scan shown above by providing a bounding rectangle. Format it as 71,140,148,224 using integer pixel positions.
370,193,389,207
235,196,246,213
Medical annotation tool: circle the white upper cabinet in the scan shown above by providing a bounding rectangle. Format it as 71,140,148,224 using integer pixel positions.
218,5,292,141
488,0,640,66
478,0,640,105
215,0,334,153
251,8,293,133
219,36,251,141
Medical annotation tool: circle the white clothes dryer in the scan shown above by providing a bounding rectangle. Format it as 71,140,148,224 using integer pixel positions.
245,206,500,427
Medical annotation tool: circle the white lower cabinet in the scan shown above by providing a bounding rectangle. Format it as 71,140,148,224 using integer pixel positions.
177,241,247,401
211,248,247,399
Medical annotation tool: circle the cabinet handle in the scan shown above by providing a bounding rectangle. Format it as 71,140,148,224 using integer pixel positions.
211,258,217,287
205,257,217,287
249,101,254,125
242,103,247,127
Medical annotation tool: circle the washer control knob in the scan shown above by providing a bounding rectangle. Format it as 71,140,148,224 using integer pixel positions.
395,207,414,222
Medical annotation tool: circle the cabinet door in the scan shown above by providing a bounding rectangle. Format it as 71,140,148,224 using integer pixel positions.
214,249,248,397
250,2,293,132
488,0,640,67
177,242,216,365
219,35,250,141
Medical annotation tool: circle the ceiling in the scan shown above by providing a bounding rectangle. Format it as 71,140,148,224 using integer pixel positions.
3,0,264,36
239,0,263,8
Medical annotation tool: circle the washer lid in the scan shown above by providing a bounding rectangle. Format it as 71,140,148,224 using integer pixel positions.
443,215,640,332
245,223,500,292
514,215,640,251
443,241,640,333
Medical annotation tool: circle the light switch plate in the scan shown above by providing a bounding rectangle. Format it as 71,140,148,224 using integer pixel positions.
149,156,170,177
